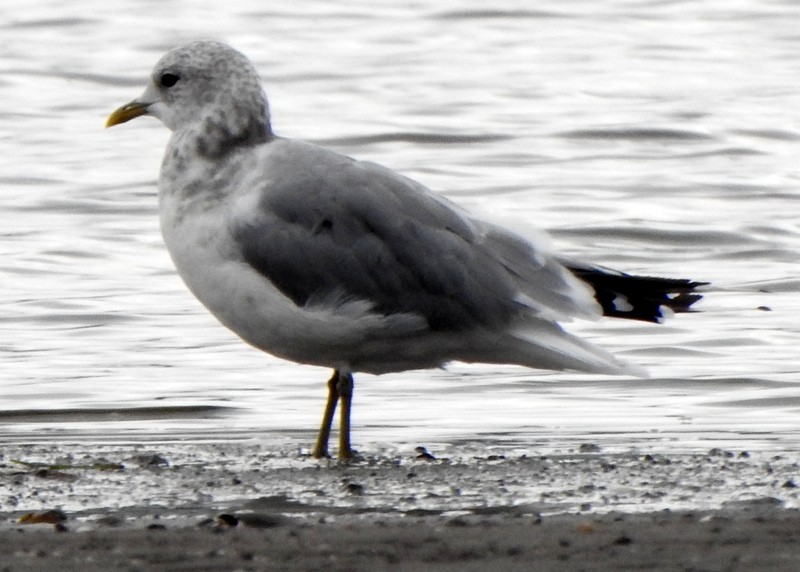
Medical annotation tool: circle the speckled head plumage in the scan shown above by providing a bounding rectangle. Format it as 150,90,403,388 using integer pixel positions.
107,40,272,158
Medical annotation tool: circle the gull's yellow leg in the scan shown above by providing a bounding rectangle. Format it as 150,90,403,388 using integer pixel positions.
337,372,355,460
311,370,340,458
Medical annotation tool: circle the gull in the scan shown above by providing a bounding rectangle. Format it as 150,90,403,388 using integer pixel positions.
106,41,704,459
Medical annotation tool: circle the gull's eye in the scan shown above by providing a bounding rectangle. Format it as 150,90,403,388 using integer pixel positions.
160,73,180,88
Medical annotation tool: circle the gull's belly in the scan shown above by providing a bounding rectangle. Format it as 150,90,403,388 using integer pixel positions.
158,195,425,372
157,195,317,361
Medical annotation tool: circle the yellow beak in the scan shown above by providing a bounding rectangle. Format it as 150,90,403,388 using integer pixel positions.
106,101,150,128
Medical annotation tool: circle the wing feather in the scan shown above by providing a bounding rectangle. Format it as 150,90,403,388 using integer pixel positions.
232,140,593,331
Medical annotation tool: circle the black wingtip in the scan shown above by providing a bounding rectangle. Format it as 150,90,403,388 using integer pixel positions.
568,266,707,323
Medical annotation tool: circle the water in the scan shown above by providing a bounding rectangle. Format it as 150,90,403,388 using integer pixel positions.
2,0,800,454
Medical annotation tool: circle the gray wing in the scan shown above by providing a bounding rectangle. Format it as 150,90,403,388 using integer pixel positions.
233,141,590,331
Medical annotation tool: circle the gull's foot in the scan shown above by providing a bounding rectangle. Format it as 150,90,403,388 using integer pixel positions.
337,447,363,463
308,445,361,461
310,444,330,459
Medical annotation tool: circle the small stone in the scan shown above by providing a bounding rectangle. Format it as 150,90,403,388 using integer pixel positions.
33,469,77,482
414,446,436,461
344,483,365,495
129,454,169,468
216,513,239,527
238,513,286,529
97,515,123,527
19,509,68,525
576,522,596,534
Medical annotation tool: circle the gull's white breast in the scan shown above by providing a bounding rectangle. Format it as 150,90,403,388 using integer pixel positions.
156,145,431,372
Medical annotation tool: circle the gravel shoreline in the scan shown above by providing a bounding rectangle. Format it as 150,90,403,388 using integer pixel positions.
2,442,798,570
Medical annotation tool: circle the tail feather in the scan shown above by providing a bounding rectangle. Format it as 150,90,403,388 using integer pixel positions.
566,263,707,323
470,318,647,377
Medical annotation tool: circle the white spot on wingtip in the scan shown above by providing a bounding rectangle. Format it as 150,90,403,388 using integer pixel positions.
612,295,634,313
659,306,675,322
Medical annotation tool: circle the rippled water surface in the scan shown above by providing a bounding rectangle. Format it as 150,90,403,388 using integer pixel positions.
2,0,800,454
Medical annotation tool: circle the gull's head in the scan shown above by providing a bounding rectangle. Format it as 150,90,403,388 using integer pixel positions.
107,41,271,156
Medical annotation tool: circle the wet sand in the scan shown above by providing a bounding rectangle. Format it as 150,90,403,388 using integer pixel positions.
2,441,799,571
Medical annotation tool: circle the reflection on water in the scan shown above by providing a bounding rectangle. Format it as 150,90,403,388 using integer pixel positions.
2,0,800,453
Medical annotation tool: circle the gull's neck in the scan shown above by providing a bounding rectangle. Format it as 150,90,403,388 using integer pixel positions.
193,96,272,160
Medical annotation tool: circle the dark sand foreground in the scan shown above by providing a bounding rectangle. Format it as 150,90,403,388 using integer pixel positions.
4,509,800,572
1,441,798,571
